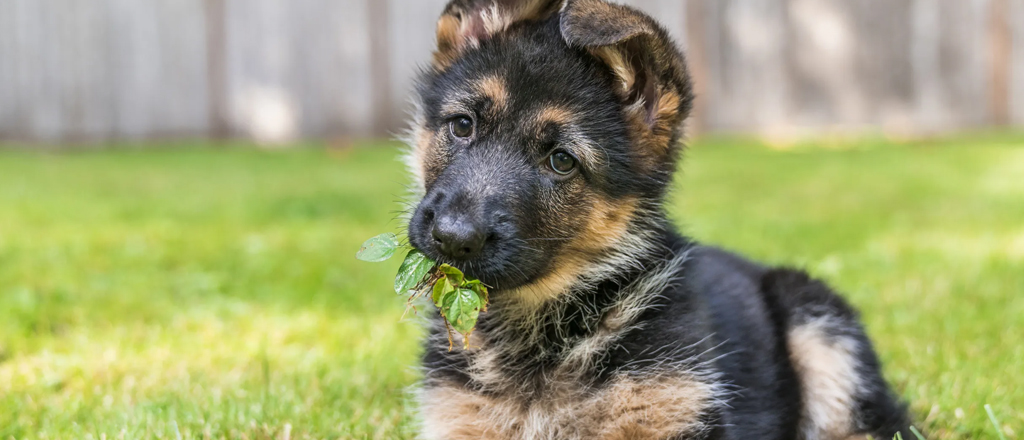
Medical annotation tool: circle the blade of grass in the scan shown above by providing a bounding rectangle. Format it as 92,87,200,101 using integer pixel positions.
909,425,927,440
985,404,1008,440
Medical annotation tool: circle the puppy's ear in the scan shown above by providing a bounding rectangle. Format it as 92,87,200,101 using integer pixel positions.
560,0,693,163
433,0,563,68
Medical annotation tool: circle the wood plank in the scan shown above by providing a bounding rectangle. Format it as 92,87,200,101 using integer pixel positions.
937,0,990,128
206,0,231,138
685,0,712,135
19,0,62,141
223,0,377,141
108,0,161,139
909,0,991,131
155,0,210,137
5,0,34,140
368,0,394,134
304,0,374,138
910,0,945,131
1010,0,1024,124
990,0,1011,126
387,0,449,138
714,0,788,133
850,0,914,132
65,0,116,141
0,0,16,139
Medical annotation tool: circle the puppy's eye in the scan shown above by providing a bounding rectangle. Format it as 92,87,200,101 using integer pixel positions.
450,116,475,138
549,150,576,175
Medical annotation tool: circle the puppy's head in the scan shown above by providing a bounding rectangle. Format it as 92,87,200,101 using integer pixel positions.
407,0,693,303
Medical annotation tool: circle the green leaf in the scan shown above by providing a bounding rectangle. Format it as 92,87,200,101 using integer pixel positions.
469,283,489,308
432,277,455,307
438,264,464,286
356,233,400,262
441,288,482,335
394,250,436,295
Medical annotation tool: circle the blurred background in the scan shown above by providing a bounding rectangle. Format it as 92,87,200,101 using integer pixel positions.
0,0,1023,144
1,1,1022,439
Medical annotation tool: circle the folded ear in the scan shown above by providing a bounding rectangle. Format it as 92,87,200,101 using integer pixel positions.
560,0,693,162
433,0,563,68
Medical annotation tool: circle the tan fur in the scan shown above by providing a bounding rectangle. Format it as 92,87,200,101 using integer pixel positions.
433,0,562,69
535,105,575,127
631,88,682,165
513,197,638,306
463,246,690,395
536,106,606,168
590,46,636,94
580,197,637,252
435,14,465,69
653,91,682,138
617,86,681,171
587,46,683,169
415,125,456,190
410,127,433,187
419,374,715,440
478,75,511,112
513,255,586,306
561,0,693,169
789,319,864,440
562,0,651,43
557,298,645,378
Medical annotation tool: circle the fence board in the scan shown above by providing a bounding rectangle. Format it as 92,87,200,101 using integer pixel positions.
387,0,449,133
224,0,374,141
63,0,114,140
710,0,790,132
9,0,56,140
0,0,16,138
105,0,208,140
1013,0,1024,125
935,0,990,128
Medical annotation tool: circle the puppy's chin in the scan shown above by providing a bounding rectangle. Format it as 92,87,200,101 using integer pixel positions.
458,257,540,291
409,241,544,292
439,255,545,291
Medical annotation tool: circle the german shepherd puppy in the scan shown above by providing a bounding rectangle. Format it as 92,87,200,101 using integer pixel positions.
405,0,913,438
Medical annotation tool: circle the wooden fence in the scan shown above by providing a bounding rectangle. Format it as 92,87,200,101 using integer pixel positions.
0,0,1022,143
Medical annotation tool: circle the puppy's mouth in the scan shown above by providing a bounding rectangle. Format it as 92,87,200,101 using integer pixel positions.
408,187,551,291
410,236,543,291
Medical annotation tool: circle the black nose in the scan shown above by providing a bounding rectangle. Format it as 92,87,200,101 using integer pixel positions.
432,215,486,259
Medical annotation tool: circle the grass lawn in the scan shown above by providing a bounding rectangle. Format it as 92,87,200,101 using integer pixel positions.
0,135,1021,439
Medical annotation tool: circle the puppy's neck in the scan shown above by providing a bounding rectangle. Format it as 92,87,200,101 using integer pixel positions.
474,213,687,354
438,218,691,395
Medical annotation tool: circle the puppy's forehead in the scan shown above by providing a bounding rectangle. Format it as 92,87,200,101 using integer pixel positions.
477,75,510,111
434,34,587,114
438,73,510,116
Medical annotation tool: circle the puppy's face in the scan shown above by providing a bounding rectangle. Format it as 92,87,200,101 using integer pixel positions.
408,0,693,301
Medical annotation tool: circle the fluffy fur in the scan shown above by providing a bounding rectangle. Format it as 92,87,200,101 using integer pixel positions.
403,1,914,439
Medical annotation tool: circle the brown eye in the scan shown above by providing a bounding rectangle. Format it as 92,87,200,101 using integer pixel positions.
450,116,474,138
549,150,576,175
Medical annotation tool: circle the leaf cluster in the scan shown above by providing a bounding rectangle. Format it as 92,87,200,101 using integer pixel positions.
357,233,489,350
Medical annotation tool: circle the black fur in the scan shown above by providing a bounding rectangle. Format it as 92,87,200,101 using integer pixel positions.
409,1,913,438
762,270,915,439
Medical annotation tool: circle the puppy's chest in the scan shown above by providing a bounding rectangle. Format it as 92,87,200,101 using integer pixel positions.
419,346,717,440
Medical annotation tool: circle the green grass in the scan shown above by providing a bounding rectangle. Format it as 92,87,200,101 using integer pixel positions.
1,136,1021,439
